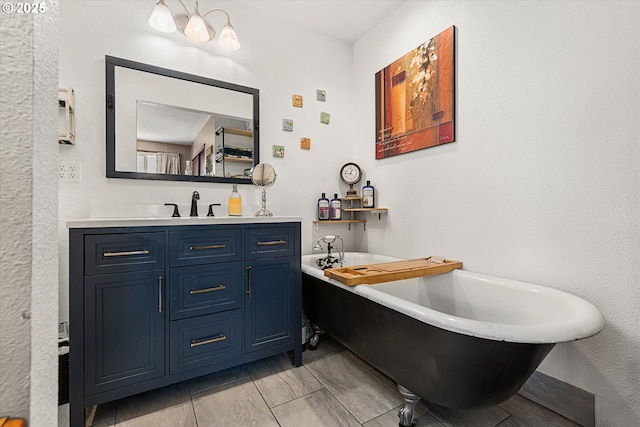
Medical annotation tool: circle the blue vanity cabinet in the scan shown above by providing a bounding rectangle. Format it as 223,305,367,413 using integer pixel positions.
68,221,301,427
244,226,302,366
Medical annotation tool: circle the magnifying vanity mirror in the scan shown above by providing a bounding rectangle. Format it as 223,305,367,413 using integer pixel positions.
106,56,260,184
251,163,277,216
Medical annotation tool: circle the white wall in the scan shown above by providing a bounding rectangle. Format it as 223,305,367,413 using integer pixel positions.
58,1,357,322
0,0,59,423
352,1,640,425
58,0,640,425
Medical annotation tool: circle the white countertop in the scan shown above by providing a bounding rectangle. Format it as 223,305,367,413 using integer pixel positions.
67,216,303,228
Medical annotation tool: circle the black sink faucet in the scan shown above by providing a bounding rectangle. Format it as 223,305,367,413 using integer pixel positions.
190,191,200,217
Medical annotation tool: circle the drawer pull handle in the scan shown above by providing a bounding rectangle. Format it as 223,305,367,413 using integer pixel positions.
190,334,227,347
189,244,226,251
103,249,150,257
190,285,226,295
256,240,286,247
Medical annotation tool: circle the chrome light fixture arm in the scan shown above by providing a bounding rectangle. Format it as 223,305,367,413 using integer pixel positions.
176,0,190,15
202,8,230,20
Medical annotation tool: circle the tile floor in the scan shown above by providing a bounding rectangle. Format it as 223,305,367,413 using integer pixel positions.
58,336,579,427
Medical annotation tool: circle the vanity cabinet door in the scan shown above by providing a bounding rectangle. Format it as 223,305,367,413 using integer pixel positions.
84,270,165,395
244,257,294,353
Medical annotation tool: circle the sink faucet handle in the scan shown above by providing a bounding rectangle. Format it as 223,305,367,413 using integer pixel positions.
164,203,180,217
207,203,221,217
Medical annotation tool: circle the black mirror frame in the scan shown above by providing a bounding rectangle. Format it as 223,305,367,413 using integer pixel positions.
105,55,260,184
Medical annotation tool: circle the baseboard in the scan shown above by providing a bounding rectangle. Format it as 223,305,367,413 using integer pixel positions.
518,371,594,427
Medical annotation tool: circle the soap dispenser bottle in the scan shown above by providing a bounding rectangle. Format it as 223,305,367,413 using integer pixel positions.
329,193,342,220
228,184,242,216
362,180,375,208
318,193,330,220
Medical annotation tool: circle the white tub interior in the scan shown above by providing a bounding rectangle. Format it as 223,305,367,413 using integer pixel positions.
302,252,604,344
372,272,574,325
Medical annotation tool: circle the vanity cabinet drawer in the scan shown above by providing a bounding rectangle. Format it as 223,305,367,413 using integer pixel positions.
169,310,242,375
84,232,165,275
170,262,242,320
170,229,241,266
244,226,295,259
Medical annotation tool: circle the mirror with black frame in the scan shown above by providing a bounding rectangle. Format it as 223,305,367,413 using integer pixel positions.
106,55,260,184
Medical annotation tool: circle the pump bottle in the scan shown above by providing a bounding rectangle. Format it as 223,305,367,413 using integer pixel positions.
318,193,330,220
228,184,242,216
329,194,342,220
362,180,375,208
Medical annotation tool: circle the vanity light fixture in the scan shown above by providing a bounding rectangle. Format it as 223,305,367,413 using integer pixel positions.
148,0,240,51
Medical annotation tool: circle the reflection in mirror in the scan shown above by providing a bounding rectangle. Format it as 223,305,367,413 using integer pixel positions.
106,55,259,184
135,101,254,179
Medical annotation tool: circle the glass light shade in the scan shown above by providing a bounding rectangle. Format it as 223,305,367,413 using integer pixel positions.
184,15,210,42
148,1,176,33
219,23,240,51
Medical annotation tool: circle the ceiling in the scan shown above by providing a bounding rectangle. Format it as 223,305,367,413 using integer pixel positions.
237,0,405,43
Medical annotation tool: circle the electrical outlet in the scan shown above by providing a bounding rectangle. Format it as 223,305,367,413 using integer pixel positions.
58,163,66,179
59,161,82,182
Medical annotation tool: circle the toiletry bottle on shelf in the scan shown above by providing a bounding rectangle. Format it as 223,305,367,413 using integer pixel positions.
184,160,192,176
330,193,342,220
318,193,330,220
362,180,375,208
228,184,242,216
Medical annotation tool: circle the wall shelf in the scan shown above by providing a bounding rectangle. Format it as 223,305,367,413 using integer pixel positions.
224,156,253,163
224,127,253,137
219,126,253,178
343,208,389,218
313,196,387,231
312,219,367,231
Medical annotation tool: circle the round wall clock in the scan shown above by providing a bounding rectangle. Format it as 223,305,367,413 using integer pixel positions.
340,162,362,195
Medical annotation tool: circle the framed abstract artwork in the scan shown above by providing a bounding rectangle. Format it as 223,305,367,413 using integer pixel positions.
375,25,455,159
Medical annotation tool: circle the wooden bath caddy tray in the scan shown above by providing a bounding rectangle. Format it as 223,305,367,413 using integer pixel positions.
324,257,462,286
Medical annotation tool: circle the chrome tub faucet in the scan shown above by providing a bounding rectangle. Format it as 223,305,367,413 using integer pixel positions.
313,235,344,269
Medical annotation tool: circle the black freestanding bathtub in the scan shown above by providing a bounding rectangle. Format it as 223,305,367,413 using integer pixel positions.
301,253,604,426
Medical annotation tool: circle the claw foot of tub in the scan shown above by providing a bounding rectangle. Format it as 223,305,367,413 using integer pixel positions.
308,324,324,350
397,384,420,427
